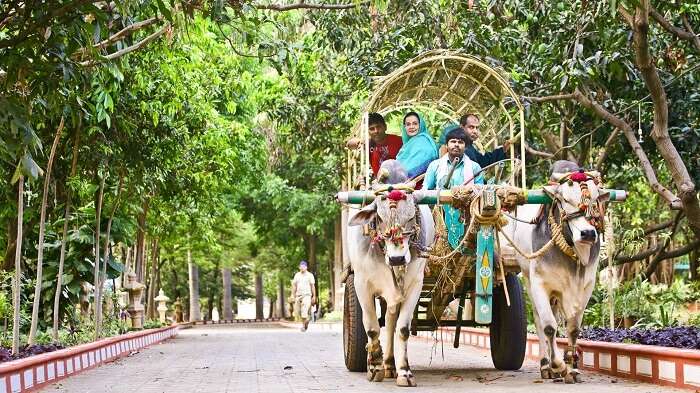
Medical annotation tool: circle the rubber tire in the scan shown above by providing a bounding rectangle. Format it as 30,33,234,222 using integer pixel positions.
489,273,527,370
343,274,368,372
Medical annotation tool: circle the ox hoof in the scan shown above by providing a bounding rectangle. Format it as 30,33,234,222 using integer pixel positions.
384,368,397,379
396,371,417,387
367,368,385,382
540,367,558,379
564,369,582,384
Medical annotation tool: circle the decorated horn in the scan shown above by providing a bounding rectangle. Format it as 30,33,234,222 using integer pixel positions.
377,167,390,183
550,172,570,182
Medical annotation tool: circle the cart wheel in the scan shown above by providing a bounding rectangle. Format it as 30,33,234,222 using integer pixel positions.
489,273,526,370
343,274,368,372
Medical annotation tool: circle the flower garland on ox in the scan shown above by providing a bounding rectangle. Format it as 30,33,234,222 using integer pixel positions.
371,189,408,247
569,170,605,230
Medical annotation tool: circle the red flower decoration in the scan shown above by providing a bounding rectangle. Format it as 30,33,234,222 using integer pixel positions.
570,171,588,182
387,190,407,201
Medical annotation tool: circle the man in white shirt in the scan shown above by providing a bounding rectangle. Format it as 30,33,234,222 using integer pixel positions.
292,260,316,332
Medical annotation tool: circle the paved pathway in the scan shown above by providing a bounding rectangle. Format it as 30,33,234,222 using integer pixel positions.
48,323,682,392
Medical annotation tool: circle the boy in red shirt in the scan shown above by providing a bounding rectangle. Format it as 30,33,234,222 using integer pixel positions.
368,112,403,177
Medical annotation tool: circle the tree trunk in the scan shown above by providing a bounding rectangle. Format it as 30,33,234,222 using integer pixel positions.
628,3,700,238
156,258,162,301
327,258,334,311
333,215,343,312
268,295,276,319
96,173,123,337
308,234,317,274
278,276,285,319
12,176,24,355
255,272,263,319
206,265,219,321
222,268,232,320
690,247,700,281
92,173,105,340
122,246,131,287
135,199,149,281
52,128,80,340
29,117,65,344
143,236,150,295
187,246,200,321
2,217,18,271
206,295,213,321
171,262,180,299
146,238,159,320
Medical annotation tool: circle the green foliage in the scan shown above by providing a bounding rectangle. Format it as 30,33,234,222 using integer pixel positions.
0,0,697,353
143,319,167,329
584,277,700,329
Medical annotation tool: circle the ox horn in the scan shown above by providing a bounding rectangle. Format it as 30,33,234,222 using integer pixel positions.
377,167,390,183
550,171,571,183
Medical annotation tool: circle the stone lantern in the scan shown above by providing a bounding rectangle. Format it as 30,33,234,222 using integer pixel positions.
154,289,170,323
123,270,146,329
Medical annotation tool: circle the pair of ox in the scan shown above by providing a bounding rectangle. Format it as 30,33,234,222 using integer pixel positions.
347,159,609,386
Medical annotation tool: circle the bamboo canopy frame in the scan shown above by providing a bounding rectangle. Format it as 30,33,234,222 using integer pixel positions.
345,49,526,190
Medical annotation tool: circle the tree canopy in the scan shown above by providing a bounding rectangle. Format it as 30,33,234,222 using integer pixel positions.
0,0,698,351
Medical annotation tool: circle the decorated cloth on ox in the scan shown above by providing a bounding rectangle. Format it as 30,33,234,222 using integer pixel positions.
424,153,483,252
395,112,439,179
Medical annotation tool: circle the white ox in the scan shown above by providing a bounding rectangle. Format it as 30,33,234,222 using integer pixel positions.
502,160,608,384
347,160,435,387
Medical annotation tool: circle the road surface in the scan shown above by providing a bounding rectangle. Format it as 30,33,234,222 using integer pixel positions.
48,323,681,392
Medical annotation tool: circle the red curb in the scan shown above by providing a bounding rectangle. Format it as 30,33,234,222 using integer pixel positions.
191,318,280,326
0,324,181,392
416,326,700,390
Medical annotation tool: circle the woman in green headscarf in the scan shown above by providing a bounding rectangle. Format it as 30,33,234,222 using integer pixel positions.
396,111,439,179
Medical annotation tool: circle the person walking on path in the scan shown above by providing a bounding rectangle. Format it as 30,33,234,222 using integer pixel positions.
292,260,316,332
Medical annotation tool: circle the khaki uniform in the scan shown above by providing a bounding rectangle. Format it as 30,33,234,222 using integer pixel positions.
293,271,315,320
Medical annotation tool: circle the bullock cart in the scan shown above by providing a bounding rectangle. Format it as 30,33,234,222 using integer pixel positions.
337,50,625,375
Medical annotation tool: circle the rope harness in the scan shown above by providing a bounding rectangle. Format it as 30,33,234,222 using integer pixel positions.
501,170,606,263
428,169,607,265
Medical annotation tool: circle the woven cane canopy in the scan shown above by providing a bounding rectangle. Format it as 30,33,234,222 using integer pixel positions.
369,50,522,144
346,50,526,189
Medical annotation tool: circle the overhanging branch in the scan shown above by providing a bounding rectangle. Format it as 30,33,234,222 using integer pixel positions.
624,1,700,237
608,240,700,268
91,17,162,52
524,142,554,159
525,88,682,209
650,7,700,52
252,1,365,11
644,219,674,236
611,244,662,265
522,93,577,103
643,211,684,277
681,14,700,52
79,23,169,66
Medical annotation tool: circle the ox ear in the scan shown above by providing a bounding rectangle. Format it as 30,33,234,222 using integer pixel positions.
349,201,377,226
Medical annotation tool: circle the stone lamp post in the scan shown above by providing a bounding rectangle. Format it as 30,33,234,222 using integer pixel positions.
123,270,146,329
154,289,170,323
